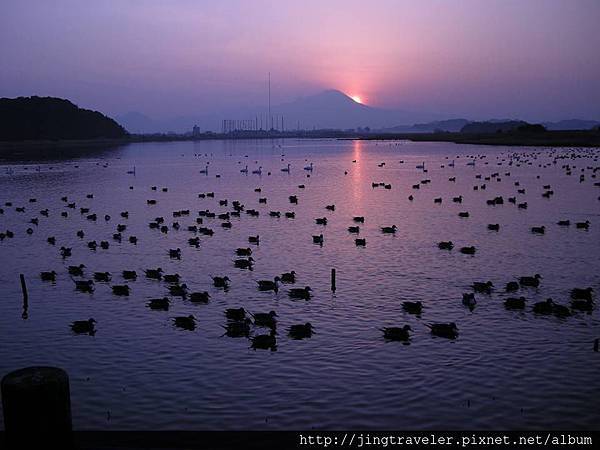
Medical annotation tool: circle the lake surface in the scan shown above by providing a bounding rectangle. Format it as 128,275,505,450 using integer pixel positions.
0,139,599,430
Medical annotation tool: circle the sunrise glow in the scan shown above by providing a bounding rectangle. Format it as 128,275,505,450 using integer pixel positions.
350,95,363,104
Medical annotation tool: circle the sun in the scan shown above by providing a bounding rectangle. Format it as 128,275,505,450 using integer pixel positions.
350,95,363,104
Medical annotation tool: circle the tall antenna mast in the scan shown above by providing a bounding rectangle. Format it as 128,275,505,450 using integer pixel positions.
268,72,271,131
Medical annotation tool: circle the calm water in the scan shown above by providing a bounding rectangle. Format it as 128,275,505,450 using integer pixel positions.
0,139,599,430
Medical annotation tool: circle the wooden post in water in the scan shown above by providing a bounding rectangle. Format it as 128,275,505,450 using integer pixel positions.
1,367,72,448
594,338,599,352
331,268,336,292
20,274,28,320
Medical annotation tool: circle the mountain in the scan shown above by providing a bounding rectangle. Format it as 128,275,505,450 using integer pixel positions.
460,120,528,133
115,111,159,134
0,96,127,141
271,90,439,130
542,119,600,131
378,118,471,133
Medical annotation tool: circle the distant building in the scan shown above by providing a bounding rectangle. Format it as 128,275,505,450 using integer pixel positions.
192,124,200,136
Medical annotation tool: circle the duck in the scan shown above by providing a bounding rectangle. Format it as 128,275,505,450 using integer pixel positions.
281,163,291,173
519,274,541,287
250,310,278,327
199,165,209,175
557,220,570,226
122,270,137,280
233,256,254,270
381,325,411,341
70,318,96,335
188,237,200,247
212,276,230,288
303,162,314,171
571,298,594,312
76,230,85,238
68,264,85,276
285,211,295,219
427,322,458,339
289,323,314,340
312,234,324,244
288,195,298,204
129,236,138,244
173,315,196,330
236,247,252,256
40,271,57,282
348,226,360,233
163,274,180,283
281,271,296,283
288,286,312,300
487,224,500,231
506,281,519,292
225,307,246,321
189,291,210,303
533,298,554,314
93,272,111,282
460,246,476,255
552,303,571,318
531,226,545,234
251,329,277,351
315,217,328,225
571,287,593,301
112,285,130,296
100,241,109,250
222,319,252,338
355,238,366,246
462,293,476,309
325,204,335,211
252,166,262,175
438,241,454,250
458,212,469,218
576,220,590,229
353,216,365,223
169,248,181,259
472,281,493,294
147,297,170,311
240,165,248,174
381,225,397,234
144,268,163,280
248,235,260,244
73,279,94,293
402,301,423,315
169,283,188,298
256,277,280,292
87,241,98,250
504,297,526,310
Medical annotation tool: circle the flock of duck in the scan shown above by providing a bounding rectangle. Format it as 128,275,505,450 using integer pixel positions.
1,144,599,350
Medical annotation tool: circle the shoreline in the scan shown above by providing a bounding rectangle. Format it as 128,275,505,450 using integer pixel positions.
1,129,599,158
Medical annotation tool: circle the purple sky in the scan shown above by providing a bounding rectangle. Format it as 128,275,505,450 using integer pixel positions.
1,0,599,122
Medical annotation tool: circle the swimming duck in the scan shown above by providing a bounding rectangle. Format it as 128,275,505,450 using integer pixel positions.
487,224,500,231
236,247,252,256
288,286,312,300
73,279,94,293
147,297,170,310
353,216,365,223
438,241,454,250
250,310,278,327
40,271,57,282
576,220,590,229
248,235,260,244
325,204,335,211
355,238,366,246
533,298,554,314
402,301,423,315
289,323,314,340
225,307,247,321
112,285,130,296
100,241,109,250
257,277,281,292
251,329,277,351
285,211,295,219
122,270,137,280
460,246,476,255
212,276,230,288
504,297,526,310
233,256,254,270
519,274,541,287
472,281,493,294
76,230,85,238
289,195,298,204
163,274,180,283
169,283,188,298
506,281,519,292
427,322,459,339
458,212,470,218
571,287,593,301
222,319,252,338
173,315,196,330
68,264,85,276
315,217,328,225
531,226,545,234
145,268,163,280
571,298,594,312
94,272,111,282
70,318,96,335
189,291,210,303
552,303,571,318
281,271,296,283
169,248,181,259
381,325,411,341
87,241,98,250
462,293,476,309
269,211,281,218
129,236,138,244
188,237,200,247
381,225,397,233
348,226,360,233
304,162,313,171
312,234,324,244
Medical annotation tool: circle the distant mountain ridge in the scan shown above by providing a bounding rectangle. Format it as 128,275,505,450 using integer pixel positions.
0,96,127,141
